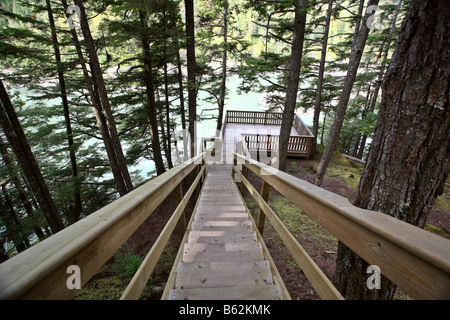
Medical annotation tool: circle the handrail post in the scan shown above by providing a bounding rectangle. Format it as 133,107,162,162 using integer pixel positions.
173,183,186,234
240,164,248,195
232,155,237,180
257,180,270,235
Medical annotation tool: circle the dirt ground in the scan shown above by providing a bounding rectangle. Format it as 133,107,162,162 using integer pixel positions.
81,157,449,300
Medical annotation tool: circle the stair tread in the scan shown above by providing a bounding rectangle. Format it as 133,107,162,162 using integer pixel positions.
182,242,264,262
191,219,253,231
168,284,283,300
196,206,246,213
176,260,272,274
174,269,274,289
187,231,257,244
194,212,249,221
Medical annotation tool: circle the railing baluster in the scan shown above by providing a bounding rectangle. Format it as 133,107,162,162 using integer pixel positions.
257,180,270,235
173,183,185,234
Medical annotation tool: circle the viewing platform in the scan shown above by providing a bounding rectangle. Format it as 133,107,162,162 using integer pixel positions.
202,110,315,166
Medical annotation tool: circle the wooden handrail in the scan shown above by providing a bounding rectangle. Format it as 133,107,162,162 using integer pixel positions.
0,153,206,300
233,165,344,300
120,165,206,300
233,152,450,300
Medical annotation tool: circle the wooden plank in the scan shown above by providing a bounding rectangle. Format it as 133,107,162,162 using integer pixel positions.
0,153,206,300
232,176,292,300
196,205,247,213
174,268,274,289
195,212,250,221
161,173,207,300
175,260,272,275
191,219,253,232
187,231,257,244
234,153,450,300
182,243,264,263
168,284,283,300
234,165,343,300
257,180,270,235
120,165,206,300
173,183,186,234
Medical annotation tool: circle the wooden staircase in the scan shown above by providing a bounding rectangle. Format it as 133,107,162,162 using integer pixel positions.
164,165,289,300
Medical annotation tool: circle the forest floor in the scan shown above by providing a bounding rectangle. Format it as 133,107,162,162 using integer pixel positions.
75,147,450,300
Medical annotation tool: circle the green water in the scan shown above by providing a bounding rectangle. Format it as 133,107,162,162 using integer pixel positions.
13,77,314,179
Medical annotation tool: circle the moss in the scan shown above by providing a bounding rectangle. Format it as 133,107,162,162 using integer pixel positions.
434,191,450,212
75,275,126,300
268,196,338,250
424,224,450,239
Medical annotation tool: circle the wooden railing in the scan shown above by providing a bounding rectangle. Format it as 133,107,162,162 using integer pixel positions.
226,110,283,126
242,134,313,157
232,152,450,300
0,153,206,300
226,110,314,158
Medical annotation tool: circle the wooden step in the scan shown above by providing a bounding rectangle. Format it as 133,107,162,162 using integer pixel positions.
187,231,257,244
168,284,283,300
191,219,253,232
182,242,264,263
195,212,249,221
174,265,275,289
196,205,246,213
199,197,243,203
175,260,272,275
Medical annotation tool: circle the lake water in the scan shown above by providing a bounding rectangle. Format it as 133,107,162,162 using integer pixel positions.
13,77,316,180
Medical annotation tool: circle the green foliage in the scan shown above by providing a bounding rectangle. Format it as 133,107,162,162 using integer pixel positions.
111,250,143,279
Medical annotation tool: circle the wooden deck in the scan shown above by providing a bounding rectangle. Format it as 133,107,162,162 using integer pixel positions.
211,110,315,164
163,164,289,300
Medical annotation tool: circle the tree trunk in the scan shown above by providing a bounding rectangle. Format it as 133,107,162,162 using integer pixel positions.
162,5,174,169
45,0,81,224
1,183,28,252
278,0,308,172
333,0,450,299
216,1,228,133
357,0,403,160
176,46,189,161
74,0,133,193
311,0,333,160
185,0,197,158
0,80,64,234
61,0,130,196
0,136,45,240
314,0,379,186
139,10,166,175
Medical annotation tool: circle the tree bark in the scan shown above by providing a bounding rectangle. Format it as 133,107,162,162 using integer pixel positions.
1,183,28,252
0,80,64,233
0,136,45,240
314,0,379,186
357,0,403,160
311,0,333,160
61,0,130,196
185,0,197,158
74,0,133,192
333,0,450,299
176,46,189,161
278,0,308,172
45,0,82,224
139,10,166,175
216,1,228,133
162,5,174,169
